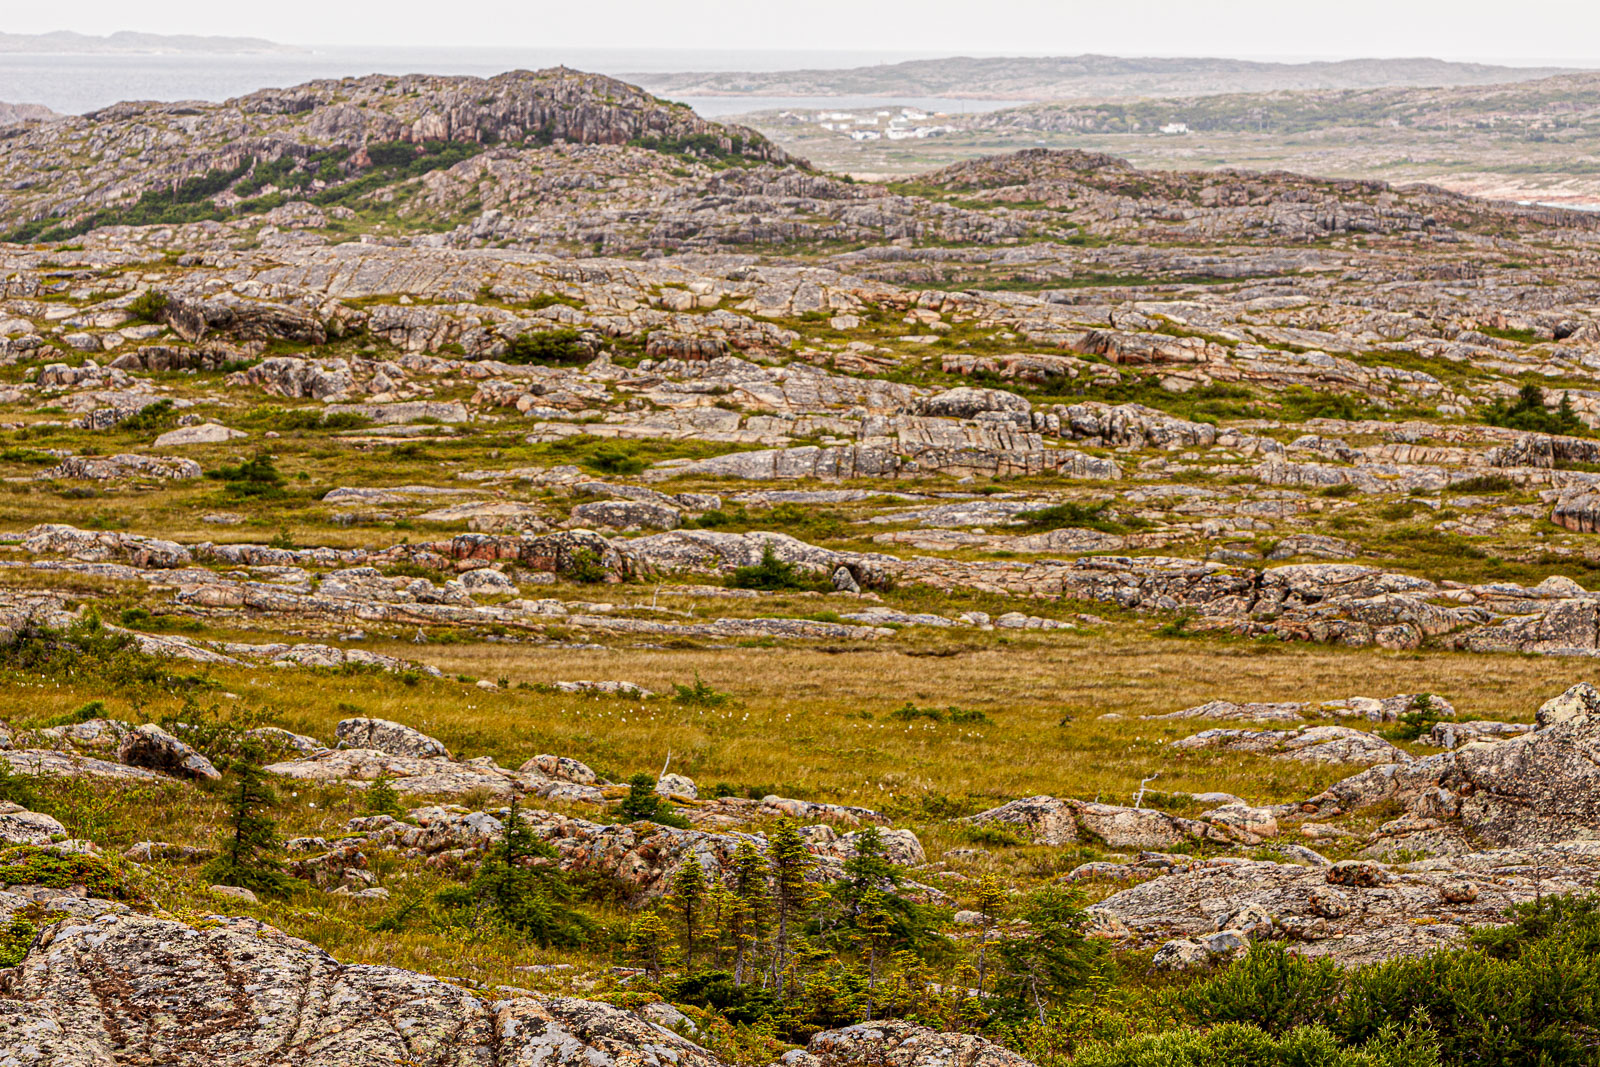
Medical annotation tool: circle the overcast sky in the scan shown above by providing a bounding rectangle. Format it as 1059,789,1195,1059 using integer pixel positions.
5,0,1598,64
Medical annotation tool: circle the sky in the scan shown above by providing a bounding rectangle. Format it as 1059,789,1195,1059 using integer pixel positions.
4,0,1600,64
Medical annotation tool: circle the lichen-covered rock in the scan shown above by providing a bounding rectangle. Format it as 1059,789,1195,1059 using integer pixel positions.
0,804,66,846
1090,841,1600,965
1172,724,1411,765
784,1021,1034,1067
335,717,452,760
966,796,1264,849
0,910,732,1066
117,723,222,781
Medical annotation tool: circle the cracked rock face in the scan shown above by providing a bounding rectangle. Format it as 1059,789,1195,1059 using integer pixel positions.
783,1021,1034,1067
1088,841,1600,966
0,910,730,1067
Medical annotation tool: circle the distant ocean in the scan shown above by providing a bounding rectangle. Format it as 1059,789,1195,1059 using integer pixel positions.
0,47,1013,118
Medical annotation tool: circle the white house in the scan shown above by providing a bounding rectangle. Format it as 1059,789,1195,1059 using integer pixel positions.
1159,122,1190,135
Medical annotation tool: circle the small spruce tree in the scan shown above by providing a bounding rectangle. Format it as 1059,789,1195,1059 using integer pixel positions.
203,762,293,896
973,873,1008,999
466,794,585,947
627,910,672,977
619,773,662,822
856,888,895,1020
766,819,817,992
668,859,709,968
728,838,770,985
365,772,401,816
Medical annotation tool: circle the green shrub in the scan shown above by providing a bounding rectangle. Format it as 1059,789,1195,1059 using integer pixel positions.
1484,384,1586,436
1181,943,1343,1033
502,329,589,365
1388,694,1448,742
0,913,37,967
673,674,731,708
727,544,825,591
116,400,178,433
126,290,169,324
583,447,648,476
0,846,141,901
1014,500,1125,533
1449,474,1514,494
208,453,286,498
1075,1022,1440,1067
365,773,402,816
564,548,610,584
0,761,40,810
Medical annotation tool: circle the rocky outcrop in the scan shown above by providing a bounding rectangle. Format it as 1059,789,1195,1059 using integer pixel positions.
966,795,1278,849
334,717,451,760
783,1022,1034,1067
0,909,732,1066
1171,725,1411,765
1088,841,1600,966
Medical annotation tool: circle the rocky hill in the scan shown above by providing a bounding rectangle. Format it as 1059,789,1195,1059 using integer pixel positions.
0,29,303,54
969,70,1600,137
634,54,1574,101
0,101,55,127
0,69,791,242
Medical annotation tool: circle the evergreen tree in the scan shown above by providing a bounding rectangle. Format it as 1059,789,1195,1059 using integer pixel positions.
703,872,740,971
840,826,899,917
203,761,293,896
992,886,1104,1024
973,873,1008,999
620,773,662,822
669,858,708,968
465,794,587,947
766,820,816,992
365,772,401,816
728,838,770,985
627,910,672,977
856,888,895,1020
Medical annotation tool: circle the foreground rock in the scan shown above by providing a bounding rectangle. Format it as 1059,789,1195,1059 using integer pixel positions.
0,909,731,1066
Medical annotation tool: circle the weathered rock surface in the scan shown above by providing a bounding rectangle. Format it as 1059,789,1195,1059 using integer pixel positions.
1089,841,1600,965
334,717,452,760
0,910,732,1066
782,1021,1033,1067
1172,725,1411,765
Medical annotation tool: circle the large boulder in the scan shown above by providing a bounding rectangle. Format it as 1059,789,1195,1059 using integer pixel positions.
914,386,1031,420
334,717,451,760
571,499,681,531
0,910,730,1066
117,724,222,781
0,804,67,846
1302,683,1600,851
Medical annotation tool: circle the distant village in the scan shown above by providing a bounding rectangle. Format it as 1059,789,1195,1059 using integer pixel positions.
785,106,960,141
773,106,1194,141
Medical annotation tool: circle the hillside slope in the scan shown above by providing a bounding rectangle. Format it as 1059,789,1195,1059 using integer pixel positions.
0,68,790,241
